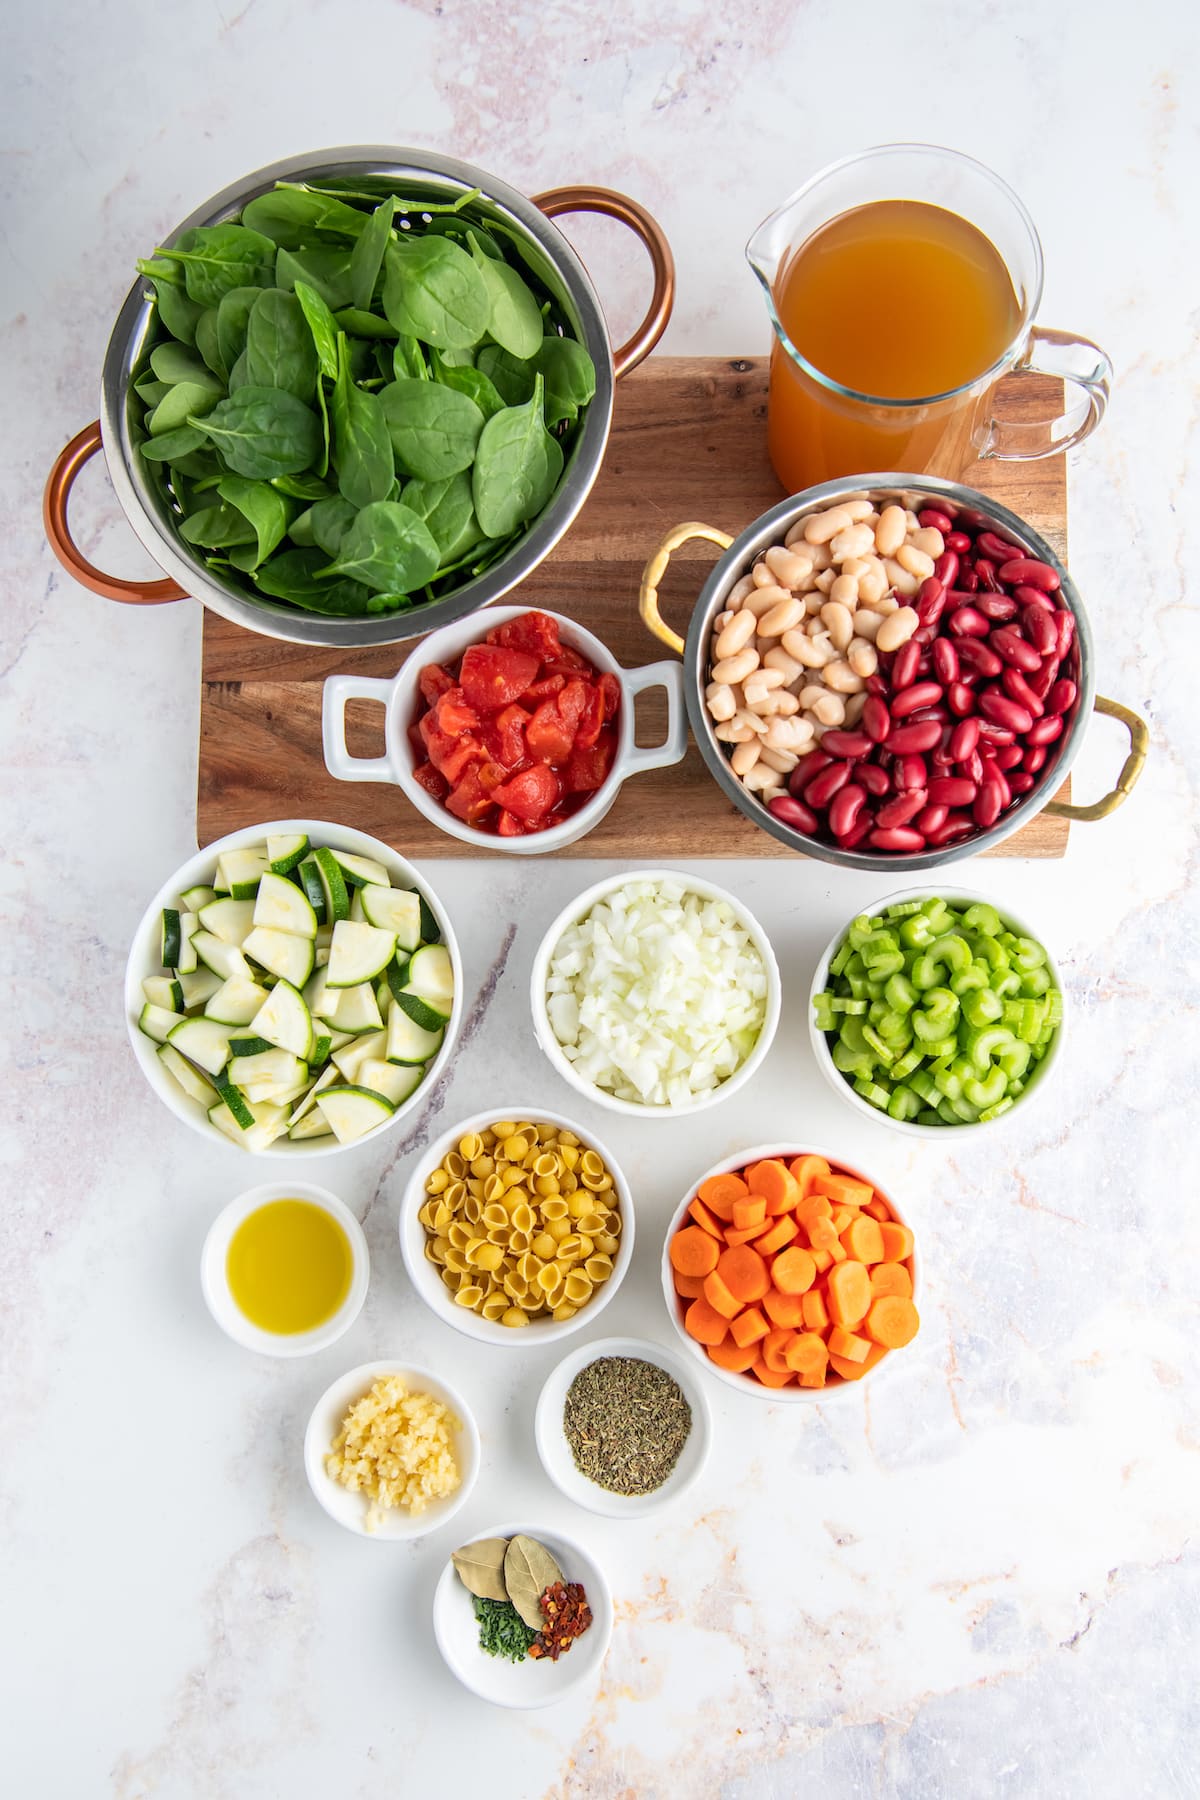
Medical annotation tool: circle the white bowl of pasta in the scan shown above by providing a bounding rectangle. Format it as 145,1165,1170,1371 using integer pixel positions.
398,1106,634,1346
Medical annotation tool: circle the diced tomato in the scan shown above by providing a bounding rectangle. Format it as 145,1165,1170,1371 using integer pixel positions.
496,809,526,837
444,765,497,824
412,759,449,801
459,644,539,712
565,725,617,794
487,609,562,661
433,685,480,737
482,703,528,770
598,672,620,720
476,759,509,795
490,762,561,823
420,712,485,785
541,646,591,676
573,682,605,750
526,679,589,763
417,662,455,708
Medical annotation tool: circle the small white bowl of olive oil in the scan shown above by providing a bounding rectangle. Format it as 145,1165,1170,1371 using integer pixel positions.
201,1181,369,1357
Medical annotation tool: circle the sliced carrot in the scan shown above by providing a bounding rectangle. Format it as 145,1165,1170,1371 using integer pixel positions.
688,1196,725,1239
827,1237,847,1263
762,1327,797,1373
826,1260,871,1329
810,1248,834,1275
784,1331,829,1379
879,1221,914,1261
684,1295,729,1347
754,1215,799,1256
807,1216,839,1252
865,1197,891,1221
673,1271,708,1299
732,1194,767,1232
814,1174,873,1208
724,1221,769,1246
707,1339,759,1374
702,1267,742,1320
827,1326,871,1363
747,1159,799,1215
788,1154,830,1197
841,1214,885,1265
870,1261,913,1300
697,1172,749,1220
752,1358,794,1388
730,1305,769,1348
762,1288,806,1329
830,1205,856,1235
670,1225,720,1277
796,1191,833,1230
772,1247,817,1295
717,1243,770,1305
864,1295,920,1348
801,1289,830,1333
829,1343,886,1381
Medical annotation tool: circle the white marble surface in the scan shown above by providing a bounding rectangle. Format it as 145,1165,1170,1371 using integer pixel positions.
4,2,1198,1795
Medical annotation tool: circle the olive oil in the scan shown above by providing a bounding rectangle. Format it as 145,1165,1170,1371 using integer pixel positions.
226,1199,352,1334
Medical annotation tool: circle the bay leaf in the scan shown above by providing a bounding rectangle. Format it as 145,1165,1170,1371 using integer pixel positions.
504,1533,564,1629
451,1536,510,1602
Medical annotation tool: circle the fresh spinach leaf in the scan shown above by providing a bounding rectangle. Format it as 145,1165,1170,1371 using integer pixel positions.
150,380,222,435
179,502,258,549
379,377,484,480
476,343,536,407
332,333,393,507
382,236,490,350
319,500,440,592
293,280,340,380
156,224,277,307
139,425,208,462
535,334,597,425
191,387,322,479
393,335,428,381
270,471,331,501
470,234,542,359
150,277,203,347
216,286,265,373
431,353,505,420
276,246,354,312
335,307,400,340
134,377,172,408
349,195,395,311
194,309,228,382
314,375,331,480
149,342,220,388
252,546,372,614
241,185,369,247
242,290,319,399
289,507,317,548
472,374,563,537
216,474,296,567
401,472,484,562
309,495,358,557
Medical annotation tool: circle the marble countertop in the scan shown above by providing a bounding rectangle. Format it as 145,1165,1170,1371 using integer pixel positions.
4,2,1197,1795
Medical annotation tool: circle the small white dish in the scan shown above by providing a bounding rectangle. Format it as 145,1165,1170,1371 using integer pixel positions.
432,1519,613,1708
303,1359,480,1540
661,1144,920,1406
534,1335,712,1518
529,868,782,1118
200,1180,369,1358
808,885,1066,1137
322,603,687,854
399,1105,634,1348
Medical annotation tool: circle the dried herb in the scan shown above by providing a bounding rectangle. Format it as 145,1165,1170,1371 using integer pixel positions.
473,1596,537,1662
451,1537,509,1602
504,1533,564,1629
528,1582,593,1660
563,1356,692,1496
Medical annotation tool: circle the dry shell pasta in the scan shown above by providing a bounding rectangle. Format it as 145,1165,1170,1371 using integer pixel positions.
419,1121,621,1327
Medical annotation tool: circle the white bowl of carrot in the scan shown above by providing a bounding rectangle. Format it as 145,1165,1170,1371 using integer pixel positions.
660,1145,921,1403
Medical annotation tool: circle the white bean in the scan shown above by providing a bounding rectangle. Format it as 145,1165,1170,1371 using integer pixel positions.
819,600,854,653
764,545,814,590
734,707,768,736
727,574,755,607
852,609,882,641
802,505,853,545
830,523,876,562
829,572,859,607
847,638,878,678
711,647,760,685
811,691,846,727
764,715,810,752
780,628,832,668
876,606,920,653
742,668,786,705
758,745,799,773
909,526,944,558
876,594,900,614
705,681,738,722
896,543,935,580
742,582,794,618
840,557,871,579
823,659,866,694
714,720,752,743
808,541,833,572
714,610,757,659
741,764,778,793
814,569,837,594
883,557,920,597
762,647,805,684
843,499,876,522
874,504,907,557
758,596,804,637
713,609,735,634
751,561,777,588
857,569,888,605
842,691,868,726
730,739,761,776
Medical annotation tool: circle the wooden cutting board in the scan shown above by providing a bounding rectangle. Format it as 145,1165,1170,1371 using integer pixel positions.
198,358,1070,856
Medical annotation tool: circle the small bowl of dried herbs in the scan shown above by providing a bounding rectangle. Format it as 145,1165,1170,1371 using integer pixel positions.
534,1335,713,1518
433,1522,613,1708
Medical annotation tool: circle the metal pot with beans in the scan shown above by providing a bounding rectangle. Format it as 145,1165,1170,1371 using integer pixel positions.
637,478,1148,869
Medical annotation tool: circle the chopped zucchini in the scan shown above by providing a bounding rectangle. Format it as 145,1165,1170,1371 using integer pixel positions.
143,975,184,1012
241,926,315,987
215,847,270,899
191,930,252,982
312,847,350,923
139,1002,185,1044
326,920,396,988
387,1004,443,1066
167,1015,237,1075
250,979,313,1059
267,832,309,874
360,884,421,950
253,871,318,938
359,1058,423,1108
197,897,256,945
204,975,271,1026
329,849,390,888
315,1085,395,1143
157,1043,217,1106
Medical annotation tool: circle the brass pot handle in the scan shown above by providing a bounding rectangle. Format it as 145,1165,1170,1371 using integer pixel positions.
638,520,734,656
533,185,675,379
1043,695,1149,822
43,422,185,605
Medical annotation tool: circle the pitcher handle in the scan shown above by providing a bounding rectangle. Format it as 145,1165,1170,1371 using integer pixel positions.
638,521,735,655
981,328,1112,463
43,422,186,604
533,186,675,379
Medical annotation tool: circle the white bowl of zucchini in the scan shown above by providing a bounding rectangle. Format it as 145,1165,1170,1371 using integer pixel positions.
125,820,461,1154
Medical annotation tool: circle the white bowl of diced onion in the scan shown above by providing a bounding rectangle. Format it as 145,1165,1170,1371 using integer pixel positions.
124,820,462,1156
529,870,782,1116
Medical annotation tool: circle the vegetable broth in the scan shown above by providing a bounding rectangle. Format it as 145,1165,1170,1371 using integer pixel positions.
226,1199,351,1334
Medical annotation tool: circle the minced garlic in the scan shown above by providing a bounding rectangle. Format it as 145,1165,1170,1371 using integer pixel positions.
326,1375,460,1529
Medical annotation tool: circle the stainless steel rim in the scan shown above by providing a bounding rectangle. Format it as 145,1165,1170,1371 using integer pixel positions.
682,473,1091,871
99,145,616,647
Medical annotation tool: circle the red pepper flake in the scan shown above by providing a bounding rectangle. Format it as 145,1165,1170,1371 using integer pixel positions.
527,1581,593,1660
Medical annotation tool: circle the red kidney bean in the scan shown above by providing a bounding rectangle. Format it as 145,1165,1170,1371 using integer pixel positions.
931,745,956,772
791,749,832,795
1013,583,1055,613
924,811,975,847
975,593,1018,621
876,789,927,828
820,729,873,758
949,717,980,761
980,757,1011,806
973,779,1006,829
945,530,971,553
841,812,875,850
976,530,1022,563
998,557,1060,592
862,695,891,743
1001,667,1045,718
957,567,979,592
994,745,1023,771
975,720,1016,748
867,826,926,852
806,761,852,808
905,706,949,727
918,508,953,533
1024,744,1048,774
890,681,944,719
1054,611,1075,658
859,762,892,797
927,776,978,807
886,719,942,755
913,803,948,834
1047,677,1077,716
912,624,938,648
947,682,977,717
932,638,960,684
916,580,947,628
864,673,889,698
948,606,990,638
956,638,1004,677
1026,713,1066,748
990,627,1042,673
891,640,922,690
933,550,960,591
1023,605,1058,655
979,691,1034,733
974,557,1002,593
1008,771,1035,795
895,754,929,791
769,794,818,834
829,782,868,839
960,748,985,785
